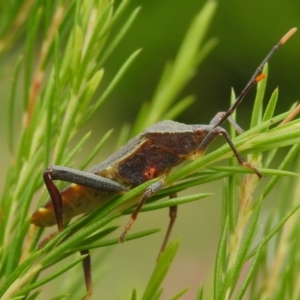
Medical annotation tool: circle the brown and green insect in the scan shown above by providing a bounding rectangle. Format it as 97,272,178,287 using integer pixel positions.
31,28,297,299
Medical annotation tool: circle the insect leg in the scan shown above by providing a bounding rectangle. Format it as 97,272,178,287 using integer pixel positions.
43,169,64,232
44,170,93,298
158,198,178,259
81,249,92,300
48,165,128,193
198,127,263,178
43,166,127,232
119,180,164,242
43,165,128,300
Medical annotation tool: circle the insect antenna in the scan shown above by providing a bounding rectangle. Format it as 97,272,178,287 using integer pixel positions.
214,27,297,128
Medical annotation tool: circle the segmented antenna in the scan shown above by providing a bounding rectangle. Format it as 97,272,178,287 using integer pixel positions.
215,28,297,128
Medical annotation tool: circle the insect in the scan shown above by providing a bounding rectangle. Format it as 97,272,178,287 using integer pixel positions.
31,28,296,299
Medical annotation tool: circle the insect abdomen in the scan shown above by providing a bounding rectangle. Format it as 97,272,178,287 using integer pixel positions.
31,184,113,227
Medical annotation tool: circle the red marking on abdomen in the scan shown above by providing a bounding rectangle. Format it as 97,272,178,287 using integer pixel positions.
143,166,156,180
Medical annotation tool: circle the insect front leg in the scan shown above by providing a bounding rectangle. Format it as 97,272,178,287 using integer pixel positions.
198,127,263,178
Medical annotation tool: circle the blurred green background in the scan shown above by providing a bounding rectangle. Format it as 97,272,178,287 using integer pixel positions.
103,0,299,130
0,0,299,299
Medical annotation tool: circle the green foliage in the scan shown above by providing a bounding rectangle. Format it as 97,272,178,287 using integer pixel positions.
0,1,300,299
141,239,181,300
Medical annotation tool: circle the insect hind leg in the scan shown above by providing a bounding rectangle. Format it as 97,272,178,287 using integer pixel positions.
81,250,92,300
42,167,94,300
43,168,64,232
